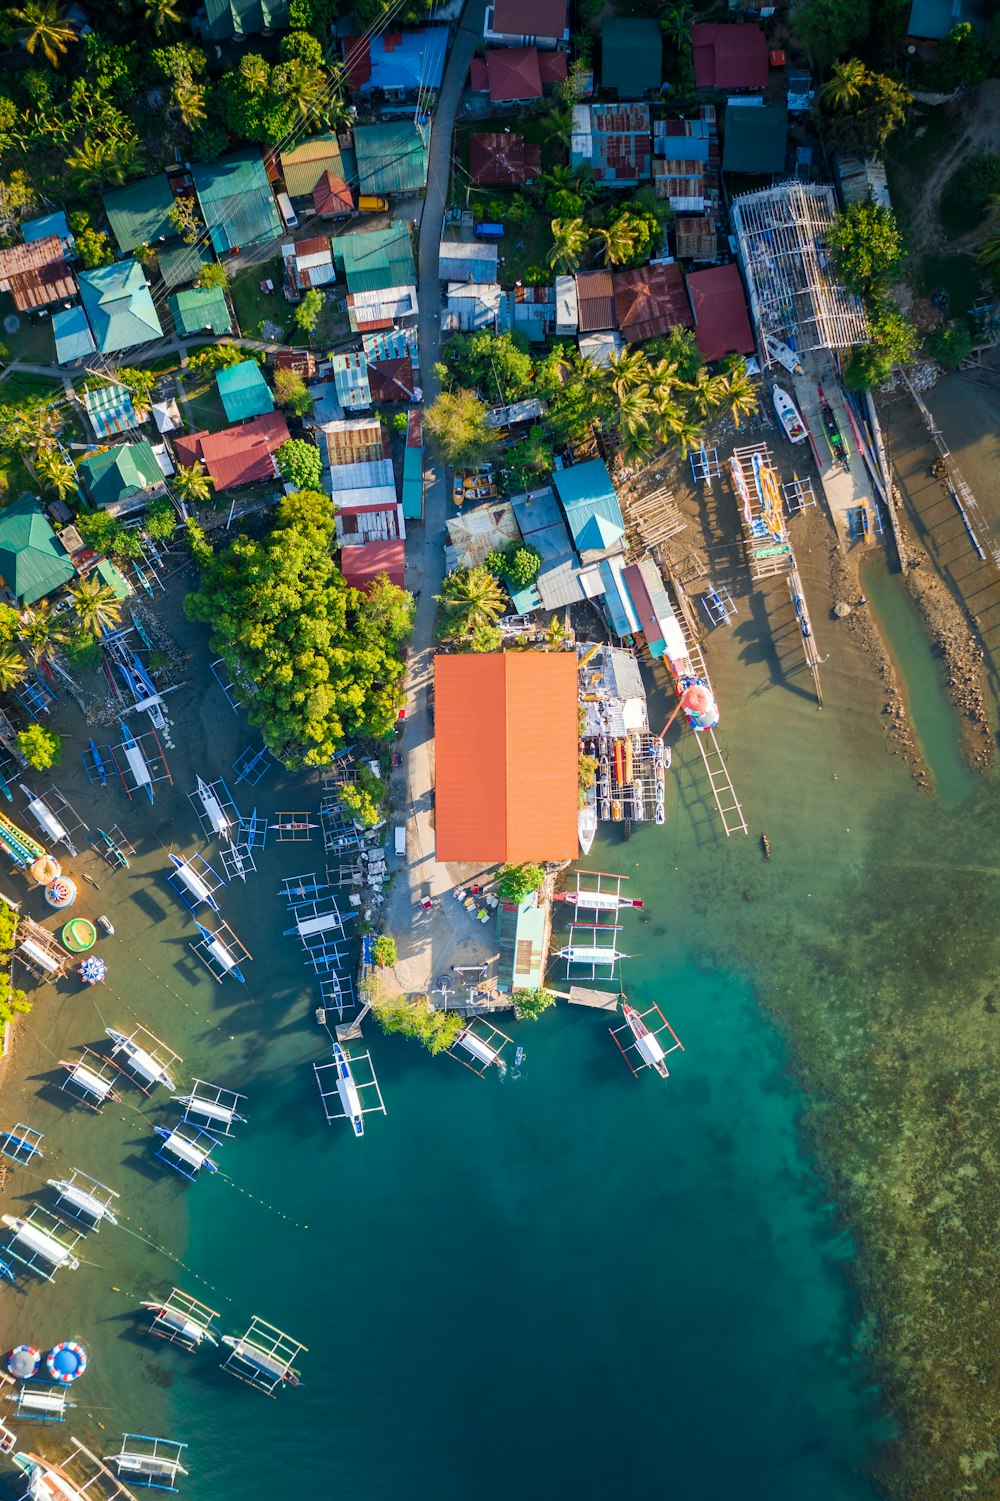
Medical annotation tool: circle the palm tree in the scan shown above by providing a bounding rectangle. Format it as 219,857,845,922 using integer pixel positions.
544,616,570,651
20,604,68,666
820,58,868,112
660,2,695,49
65,134,142,192
33,445,78,500
10,0,76,67
547,217,589,274
435,565,507,639
685,366,728,419
173,462,214,507
979,197,1000,265
69,576,123,639
652,394,688,444
716,364,759,427
541,164,576,195
545,105,574,146
605,347,650,400
592,218,637,267
173,79,207,131
275,58,326,117
0,644,27,695
669,416,705,457
615,388,654,455
142,0,181,31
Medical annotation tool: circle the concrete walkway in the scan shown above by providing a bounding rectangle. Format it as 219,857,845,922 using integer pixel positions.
795,353,878,545
384,0,493,992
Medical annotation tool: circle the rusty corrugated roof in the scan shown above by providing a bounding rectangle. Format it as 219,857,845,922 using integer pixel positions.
434,653,579,863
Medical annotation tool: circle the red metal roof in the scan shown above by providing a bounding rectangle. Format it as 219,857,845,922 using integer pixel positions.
342,34,372,88
686,262,755,363
492,0,566,39
174,412,290,492
367,355,415,402
486,46,542,101
314,170,354,218
434,653,579,863
0,235,76,311
406,408,423,447
614,262,694,344
576,269,617,332
468,132,542,185
537,49,567,83
339,538,405,591
691,23,768,89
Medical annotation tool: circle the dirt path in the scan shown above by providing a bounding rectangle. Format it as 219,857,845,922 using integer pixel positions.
905,80,1000,258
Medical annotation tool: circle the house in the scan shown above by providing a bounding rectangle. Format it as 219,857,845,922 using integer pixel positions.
575,269,617,333
273,349,317,378
346,286,419,333
555,275,579,335
202,0,288,43
652,109,720,212
168,285,232,337
22,211,73,258
553,459,626,563
77,441,164,517
686,263,755,363
722,102,788,174
578,330,623,366
368,354,417,402
511,486,575,570
330,353,371,411
622,558,688,662
0,237,75,312
433,653,579,863
484,0,568,49
353,121,429,196
174,412,290,491
319,417,387,470
363,326,420,371
469,132,541,185
333,225,416,292
497,891,546,993
614,262,693,344
675,217,718,261
329,458,397,508
446,502,520,571
438,239,499,283
339,538,405,592
279,134,347,199
314,171,354,219
157,243,214,290
82,384,137,440
485,46,542,101
601,17,662,96
401,409,423,521
151,397,181,434
52,306,95,364
907,0,984,37
341,28,448,95
216,361,275,424
572,103,652,184
192,151,281,255
0,497,75,607
336,498,404,546
282,236,335,296
691,23,769,89
103,175,176,254
501,285,555,342
538,50,568,86
444,283,503,332
77,260,162,355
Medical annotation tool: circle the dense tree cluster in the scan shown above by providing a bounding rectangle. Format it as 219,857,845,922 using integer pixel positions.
185,490,414,768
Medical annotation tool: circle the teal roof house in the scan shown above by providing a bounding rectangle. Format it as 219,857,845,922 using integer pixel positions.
204,0,288,42
0,496,75,605
77,261,163,355
353,122,429,196
216,360,275,423
553,459,626,562
192,151,281,255
332,225,417,293
78,441,164,515
168,286,232,337
103,175,176,253
52,305,96,365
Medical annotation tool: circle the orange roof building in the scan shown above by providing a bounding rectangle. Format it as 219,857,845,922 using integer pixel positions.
434,653,579,863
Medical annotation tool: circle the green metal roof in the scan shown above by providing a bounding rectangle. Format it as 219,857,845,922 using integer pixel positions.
95,558,131,599
157,243,213,289
205,0,288,41
553,459,625,553
722,103,788,175
77,261,163,355
168,286,232,337
78,441,163,511
332,225,416,293
496,893,547,993
0,495,75,606
353,121,429,196
216,360,275,423
192,151,281,255
601,17,662,95
401,443,423,520
103,175,176,254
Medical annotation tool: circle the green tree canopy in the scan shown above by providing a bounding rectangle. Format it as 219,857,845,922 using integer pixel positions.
829,201,905,295
276,438,322,491
794,0,871,70
273,368,314,416
185,492,414,767
293,288,324,335
513,987,555,1021
436,564,507,643
424,388,497,470
369,991,464,1055
17,723,61,770
439,330,534,400
497,863,545,903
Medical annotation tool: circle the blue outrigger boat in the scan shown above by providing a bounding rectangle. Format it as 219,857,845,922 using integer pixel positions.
89,740,107,787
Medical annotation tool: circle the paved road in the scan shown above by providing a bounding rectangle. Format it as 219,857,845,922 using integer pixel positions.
386,0,494,989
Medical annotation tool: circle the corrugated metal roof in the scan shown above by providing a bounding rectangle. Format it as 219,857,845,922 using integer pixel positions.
320,418,386,467
535,554,587,609
601,17,661,94
691,22,768,89
439,239,498,283
333,224,416,293
22,211,72,253
346,28,447,93
78,440,163,511
555,274,578,331
280,134,345,198
157,243,213,289
103,175,175,253
497,891,547,992
354,121,429,196
434,653,579,863
205,0,287,42
469,132,541,185
575,269,617,332
52,306,95,364
687,262,755,363
83,384,137,440
600,556,640,637
330,458,395,497
168,285,232,337
173,412,289,491
486,46,542,102
330,353,372,411
614,262,693,344
722,102,787,174
78,260,162,354
192,150,281,254
0,496,74,606
347,285,418,332
363,326,420,368
490,0,567,39
216,360,275,423
340,538,405,591
554,459,625,554
401,443,423,520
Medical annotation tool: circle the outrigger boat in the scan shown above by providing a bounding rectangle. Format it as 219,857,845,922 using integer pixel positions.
118,720,154,805
194,777,231,838
621,1004,679,1079
11,1443,138,1501
772,385,807,444
140,1290,220,1349
577,799,597,856
329,1043,365,1137
818,384,849,468
88,741,107,787
105,1027,180,1095
763,333,803,375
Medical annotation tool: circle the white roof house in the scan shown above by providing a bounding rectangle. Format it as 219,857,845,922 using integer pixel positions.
443,282,503,332
329,457,397,509
555,274,578,335
438,239,499,283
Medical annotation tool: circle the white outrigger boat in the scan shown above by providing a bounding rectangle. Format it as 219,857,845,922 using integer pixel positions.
140,1288,219,1350
554,873,644,912
772,385,808,444
577,800,597,856
609,1002,685,1081
105,1027,180,1095
763,333,803,375
12,1442,139,1501
330,1044,364,1136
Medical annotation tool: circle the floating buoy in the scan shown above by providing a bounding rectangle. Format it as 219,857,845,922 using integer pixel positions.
78,955,107,986
680,682,720,732
62,918,96,953
7,1345,40,1378
45,876,78,910
46,1340,88,1384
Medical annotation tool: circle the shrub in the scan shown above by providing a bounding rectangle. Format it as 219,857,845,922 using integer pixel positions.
17,724,61,771
371,993,464,1055
938,154,1000,236
928,322,974,369
372,935,397,966
497,863,544,903
513,987,555,1021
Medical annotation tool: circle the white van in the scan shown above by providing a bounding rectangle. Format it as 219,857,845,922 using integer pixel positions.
276,191,298,230
394,826,406,859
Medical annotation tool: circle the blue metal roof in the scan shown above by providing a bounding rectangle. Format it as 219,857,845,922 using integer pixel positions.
23,211,72,253
553,460,625,553
361,29,447,93
216,360,275,423
511,487,574,564
600,556,640,637
52,305,96,364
